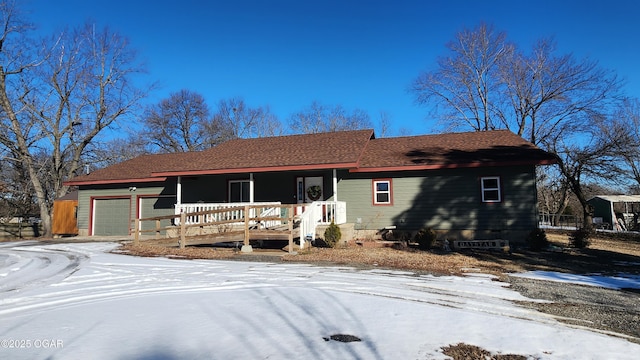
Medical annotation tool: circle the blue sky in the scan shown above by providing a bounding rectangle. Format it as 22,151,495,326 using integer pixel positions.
26,0,640,136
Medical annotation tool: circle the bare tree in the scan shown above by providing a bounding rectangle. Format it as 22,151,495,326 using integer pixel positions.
87,135,150,168
142,89,210,152
412,23,512,132
289,101,372,134
252,105,284,138
413,24,622,144
212,97,282,139
536,167,572,226
0,1,150,236
608,98,640,187
0,153,39,222
376,110,392,137
412,22,625,228
544,115,629,228
499,38,621,145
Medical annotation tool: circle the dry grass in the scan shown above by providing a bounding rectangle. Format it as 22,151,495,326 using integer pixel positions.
441,343,529,360
116,243,239,260
282,246,515,276
284,230,640,277
116,230,640,278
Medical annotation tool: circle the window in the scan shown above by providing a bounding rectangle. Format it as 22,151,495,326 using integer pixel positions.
373,179,392,205
481,176,501,203
229,180,250,203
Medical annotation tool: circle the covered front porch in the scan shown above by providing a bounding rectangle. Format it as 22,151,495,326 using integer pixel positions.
171,201,345,249
169,169,348,248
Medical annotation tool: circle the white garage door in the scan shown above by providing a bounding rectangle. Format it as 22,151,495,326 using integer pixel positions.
93,198,131,236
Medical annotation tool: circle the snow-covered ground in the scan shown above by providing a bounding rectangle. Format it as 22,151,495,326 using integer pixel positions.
512,270,640,290
0,241,639,360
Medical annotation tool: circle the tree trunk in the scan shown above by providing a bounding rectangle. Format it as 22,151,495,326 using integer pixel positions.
38,201,52,238
552,193,571,227
572,185,594,230
0,69,52,238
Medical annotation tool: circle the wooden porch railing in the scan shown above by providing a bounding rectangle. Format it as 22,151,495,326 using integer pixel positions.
132,204,296,253
175,202,282,227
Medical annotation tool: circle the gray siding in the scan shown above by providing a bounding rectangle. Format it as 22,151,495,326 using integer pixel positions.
78,166,538,238
339,166,538,233
78,183,173,235
140,196,176,234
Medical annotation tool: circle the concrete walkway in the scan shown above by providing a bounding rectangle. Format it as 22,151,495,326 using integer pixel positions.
1,235,133,244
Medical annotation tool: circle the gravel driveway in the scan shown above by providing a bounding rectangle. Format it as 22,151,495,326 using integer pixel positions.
507,276,640,343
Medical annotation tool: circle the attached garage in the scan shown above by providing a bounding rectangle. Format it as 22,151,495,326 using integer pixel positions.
138,196,176,235
92,198,131,236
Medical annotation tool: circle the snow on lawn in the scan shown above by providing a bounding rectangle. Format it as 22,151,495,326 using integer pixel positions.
0,242,639,360
511,270,640,290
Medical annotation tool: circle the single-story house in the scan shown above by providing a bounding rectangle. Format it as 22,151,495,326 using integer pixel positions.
64,129,556,245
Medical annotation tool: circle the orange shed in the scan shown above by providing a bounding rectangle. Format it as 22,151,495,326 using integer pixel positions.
52,191,79,236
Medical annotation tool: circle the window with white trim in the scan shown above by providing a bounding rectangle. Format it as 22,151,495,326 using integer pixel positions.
481,176,501,203
373,179,392,205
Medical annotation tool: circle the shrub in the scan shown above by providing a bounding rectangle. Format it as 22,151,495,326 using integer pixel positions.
414,227,437,250
569,227,593,248
323,221,342,248
526,228,549,251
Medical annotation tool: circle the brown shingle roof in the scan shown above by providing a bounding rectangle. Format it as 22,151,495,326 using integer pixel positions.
152,129,375,175
65,130,374,185
65,129,555,185
355,130,556,171
65,152,191,185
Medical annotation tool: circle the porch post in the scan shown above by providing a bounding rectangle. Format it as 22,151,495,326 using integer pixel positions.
332,169,338,201
249,172,254,203
176,176,182,205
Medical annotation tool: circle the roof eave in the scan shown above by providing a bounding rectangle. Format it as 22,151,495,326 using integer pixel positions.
64,177,168,186
152,162,360,177
349,159,557,173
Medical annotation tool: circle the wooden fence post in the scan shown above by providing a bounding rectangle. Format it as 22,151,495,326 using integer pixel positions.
288,205,294,253
243,205,250,247
134,218,140,246
241,205,253,253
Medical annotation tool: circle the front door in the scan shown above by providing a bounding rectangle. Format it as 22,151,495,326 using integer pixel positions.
297,176,323,203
